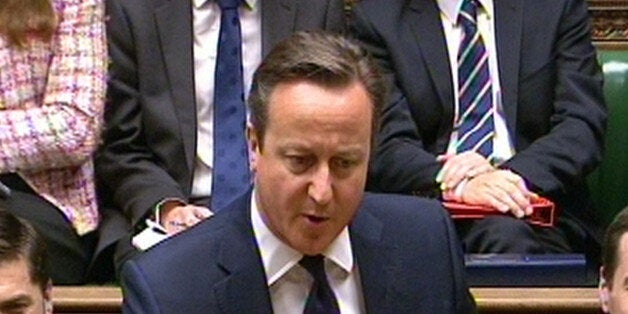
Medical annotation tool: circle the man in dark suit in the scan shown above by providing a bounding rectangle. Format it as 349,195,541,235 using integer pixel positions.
350,0,607,257
0,208,53,314
94,0,345,273
121,31,476,314
599,206,628,314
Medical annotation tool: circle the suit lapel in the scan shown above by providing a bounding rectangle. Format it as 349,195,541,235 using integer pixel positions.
213,194,273,314
494,0,522,136
407,0,454,120
154,0,196,173
261,0,296,56
350,208,393,313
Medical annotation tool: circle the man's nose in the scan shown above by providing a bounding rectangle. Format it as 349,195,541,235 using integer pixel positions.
308,164,333,205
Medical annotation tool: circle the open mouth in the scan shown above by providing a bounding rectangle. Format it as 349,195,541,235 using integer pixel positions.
304,214,328,224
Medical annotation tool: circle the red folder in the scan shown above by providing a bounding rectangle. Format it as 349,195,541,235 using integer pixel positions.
443,197,557,227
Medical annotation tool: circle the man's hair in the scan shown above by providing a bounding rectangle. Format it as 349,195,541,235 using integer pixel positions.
248,30,386,148
0,208,49,291
602,206,628,284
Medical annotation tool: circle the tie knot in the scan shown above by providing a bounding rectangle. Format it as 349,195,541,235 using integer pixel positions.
300,255,326,278
217,0,241,10
459,0,479,24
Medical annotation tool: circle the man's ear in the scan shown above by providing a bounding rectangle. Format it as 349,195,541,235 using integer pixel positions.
247,124,260,172
600,267,611,313
43,279,53,314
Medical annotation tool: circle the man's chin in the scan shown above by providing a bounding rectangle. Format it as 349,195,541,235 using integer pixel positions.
290,237,334,256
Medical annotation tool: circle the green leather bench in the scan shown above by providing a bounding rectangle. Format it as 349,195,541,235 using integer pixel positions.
589,49,628,226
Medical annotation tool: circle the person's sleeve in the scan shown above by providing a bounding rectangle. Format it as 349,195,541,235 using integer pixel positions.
350,5,441,195
121,260,162,314
502,0,607,194
440,205,478,313
96,0,187,227
0,0,106,172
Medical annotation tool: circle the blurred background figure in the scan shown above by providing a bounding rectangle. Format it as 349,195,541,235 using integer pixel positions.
351,0,606,260
600,206,628,314
0,0,107,283
96,0,345,275
0,208,52,314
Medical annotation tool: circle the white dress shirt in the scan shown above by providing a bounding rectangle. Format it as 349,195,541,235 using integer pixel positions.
437,0,514,164
251,192,366,313
191,0,262,198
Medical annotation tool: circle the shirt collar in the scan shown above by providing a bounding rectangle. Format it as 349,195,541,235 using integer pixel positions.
193,0,257,10
251,189,354,286
437,0,493,25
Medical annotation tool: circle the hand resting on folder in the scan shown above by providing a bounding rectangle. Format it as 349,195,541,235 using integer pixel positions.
436,155,557,226
443,197,558,227
438,153,538,218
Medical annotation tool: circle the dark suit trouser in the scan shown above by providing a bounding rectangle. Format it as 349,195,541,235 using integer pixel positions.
0,174,96,284
456,214,600,272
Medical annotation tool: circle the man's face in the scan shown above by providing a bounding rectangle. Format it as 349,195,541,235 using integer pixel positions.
602,233,628,314
249,80,372,255
0,258,50,314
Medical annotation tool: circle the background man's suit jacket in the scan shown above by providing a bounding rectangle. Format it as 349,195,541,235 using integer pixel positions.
121,191,476,313
351,0,607,243
94,0,346,268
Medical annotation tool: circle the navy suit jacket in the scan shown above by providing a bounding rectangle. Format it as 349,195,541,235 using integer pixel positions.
351,0,607,242
94,0,346,268
121,191,476,313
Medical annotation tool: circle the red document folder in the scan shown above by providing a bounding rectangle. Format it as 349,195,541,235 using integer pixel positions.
443,197,557,227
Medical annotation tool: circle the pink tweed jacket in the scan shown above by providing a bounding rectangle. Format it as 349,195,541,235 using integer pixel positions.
0,0,106,235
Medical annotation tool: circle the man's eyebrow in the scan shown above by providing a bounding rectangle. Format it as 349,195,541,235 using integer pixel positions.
0,294,34,310
336,146,368,156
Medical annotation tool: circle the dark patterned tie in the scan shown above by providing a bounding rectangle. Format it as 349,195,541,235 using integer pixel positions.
456,0,494,158
300,255,341,314
212,0,250,210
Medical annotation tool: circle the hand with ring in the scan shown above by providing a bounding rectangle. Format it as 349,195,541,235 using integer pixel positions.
159,201,213,235
461,170,536,218
436,151,495,191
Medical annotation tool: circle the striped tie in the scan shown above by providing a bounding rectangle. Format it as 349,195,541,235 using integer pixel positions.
456,0,494,158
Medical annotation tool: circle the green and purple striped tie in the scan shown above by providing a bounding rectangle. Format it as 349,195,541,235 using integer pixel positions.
456,0,494,158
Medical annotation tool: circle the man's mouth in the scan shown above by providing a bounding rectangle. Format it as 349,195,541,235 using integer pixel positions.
304,214,328,224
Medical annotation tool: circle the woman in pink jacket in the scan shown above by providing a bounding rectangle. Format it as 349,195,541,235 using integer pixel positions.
0,0,106,284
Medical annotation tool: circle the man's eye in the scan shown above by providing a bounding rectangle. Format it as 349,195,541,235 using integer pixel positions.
286,155,312,172
1,304,28,314
332,158,356,170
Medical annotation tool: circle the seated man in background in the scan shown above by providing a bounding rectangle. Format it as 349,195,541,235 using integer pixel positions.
96,0,346,274
121,31,475,314
0,208,52,314
600,206,628,314
351,0,606,258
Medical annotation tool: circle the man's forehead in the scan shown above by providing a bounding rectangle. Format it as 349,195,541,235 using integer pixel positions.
277,139,367,153
618,233,628,256
0,258,39,301
613,233,628,284
0,257,31,279
269,81,371,118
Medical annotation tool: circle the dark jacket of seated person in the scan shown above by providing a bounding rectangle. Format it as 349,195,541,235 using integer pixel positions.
351,0,606,258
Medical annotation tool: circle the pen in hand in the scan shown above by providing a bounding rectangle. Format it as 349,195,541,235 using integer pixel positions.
0,181,11,199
